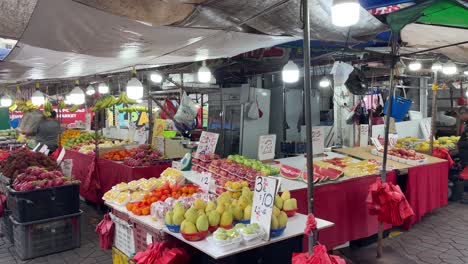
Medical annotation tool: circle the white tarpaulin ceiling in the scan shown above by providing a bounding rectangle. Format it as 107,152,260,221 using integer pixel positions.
401,23,468,63
0,0,387,83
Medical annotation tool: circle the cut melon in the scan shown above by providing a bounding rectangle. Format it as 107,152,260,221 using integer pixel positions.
280,164,302,180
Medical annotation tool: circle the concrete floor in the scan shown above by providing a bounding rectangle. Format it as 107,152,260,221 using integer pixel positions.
1,201,468,264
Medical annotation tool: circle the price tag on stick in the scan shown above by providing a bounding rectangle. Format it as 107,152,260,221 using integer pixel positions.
312,127,324,155
57,148,66,165
250,176,279,241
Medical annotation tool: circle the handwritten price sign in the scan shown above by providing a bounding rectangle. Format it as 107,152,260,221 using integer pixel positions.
312,127,324,154
198,172,211,192
360,125,369,147
251,176,279,241
195,131,219,158
258,134,276,161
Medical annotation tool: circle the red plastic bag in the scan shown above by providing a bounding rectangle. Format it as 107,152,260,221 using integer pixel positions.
432,147,454,167
367,178,414,226
292,245,345,264
160,99,178,120
95,213,114,250
132,242,189,264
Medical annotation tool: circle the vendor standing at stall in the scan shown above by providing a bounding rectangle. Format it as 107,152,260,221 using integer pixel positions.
25,111,60,153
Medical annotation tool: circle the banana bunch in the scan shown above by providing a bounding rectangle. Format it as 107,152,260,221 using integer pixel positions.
9,102,17,111
43,100,53,117
16,100,38,112
115,92,137,105
58,100,66,110
69,105,79,112
91,95,116,111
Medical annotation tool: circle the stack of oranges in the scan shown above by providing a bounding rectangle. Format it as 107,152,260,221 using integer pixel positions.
125,183,200,215
103,149,135,161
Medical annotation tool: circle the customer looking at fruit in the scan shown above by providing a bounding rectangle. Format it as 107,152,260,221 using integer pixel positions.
25,111,60,153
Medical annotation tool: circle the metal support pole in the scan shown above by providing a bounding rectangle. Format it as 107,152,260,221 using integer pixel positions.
147,80,153,144
377,31,398,258
302,0,315,256
430,72,438,153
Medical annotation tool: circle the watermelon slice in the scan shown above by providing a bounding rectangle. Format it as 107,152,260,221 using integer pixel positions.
320,167,343,181
280,164,302,180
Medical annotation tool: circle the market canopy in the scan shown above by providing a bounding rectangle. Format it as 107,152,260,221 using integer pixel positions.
387,0,468,62
0,0,386,83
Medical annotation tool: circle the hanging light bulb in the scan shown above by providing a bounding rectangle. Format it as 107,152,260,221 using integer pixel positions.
0,95,12,107
431,61,443,72
319,76,331,87
31,90,45,106
127,70,144,100
442,60,457,75
282,60,300,83
150,72,163,83
69,85,85,105
64,95,72,105
464,70,468,76
408,60,422,71
86,85,95,96
465,90,468,98
332,0,360,27
98,83,109,94
198,61,212,83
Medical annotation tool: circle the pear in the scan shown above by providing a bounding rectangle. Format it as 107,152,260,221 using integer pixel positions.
232,206,244,221
194,198,206,210
172,211,185,225
283,198,298,211
281,190,291,201
208,210,221,226
173,202,186,215
271,215,279,229
216,204,226,215
278,211,288,228
184,207,199,224
237,196,250,210
196,214,209,232
273,206,281,217
243,205,252,220
274,195,284,210
205,201,216,212
181,220,198,234
165,211,174,225
220,211,233,227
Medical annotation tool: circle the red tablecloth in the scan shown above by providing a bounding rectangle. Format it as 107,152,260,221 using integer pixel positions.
64,150,171,204
404,161,449,229
290,172,396,249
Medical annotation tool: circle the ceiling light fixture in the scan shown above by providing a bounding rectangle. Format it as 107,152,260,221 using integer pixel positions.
126,69,144,100
150,72,163,83
198,61,212,83
0,95,12,107
282,60,300,83
319,76,331,87
31,83,45,106
332,0,361,27
442,61,457,75
408,60,422,71
98,83,109,94
86,85,95,96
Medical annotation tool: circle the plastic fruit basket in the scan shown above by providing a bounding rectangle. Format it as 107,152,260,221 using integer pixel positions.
270,226,286,238
208,225,219,233
180,230,209,241
166,224,181,233
282,209,297,217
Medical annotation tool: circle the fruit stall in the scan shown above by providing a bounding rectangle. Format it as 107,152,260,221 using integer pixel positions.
0,148,82,260
62,136,172,204
103,167,334,263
